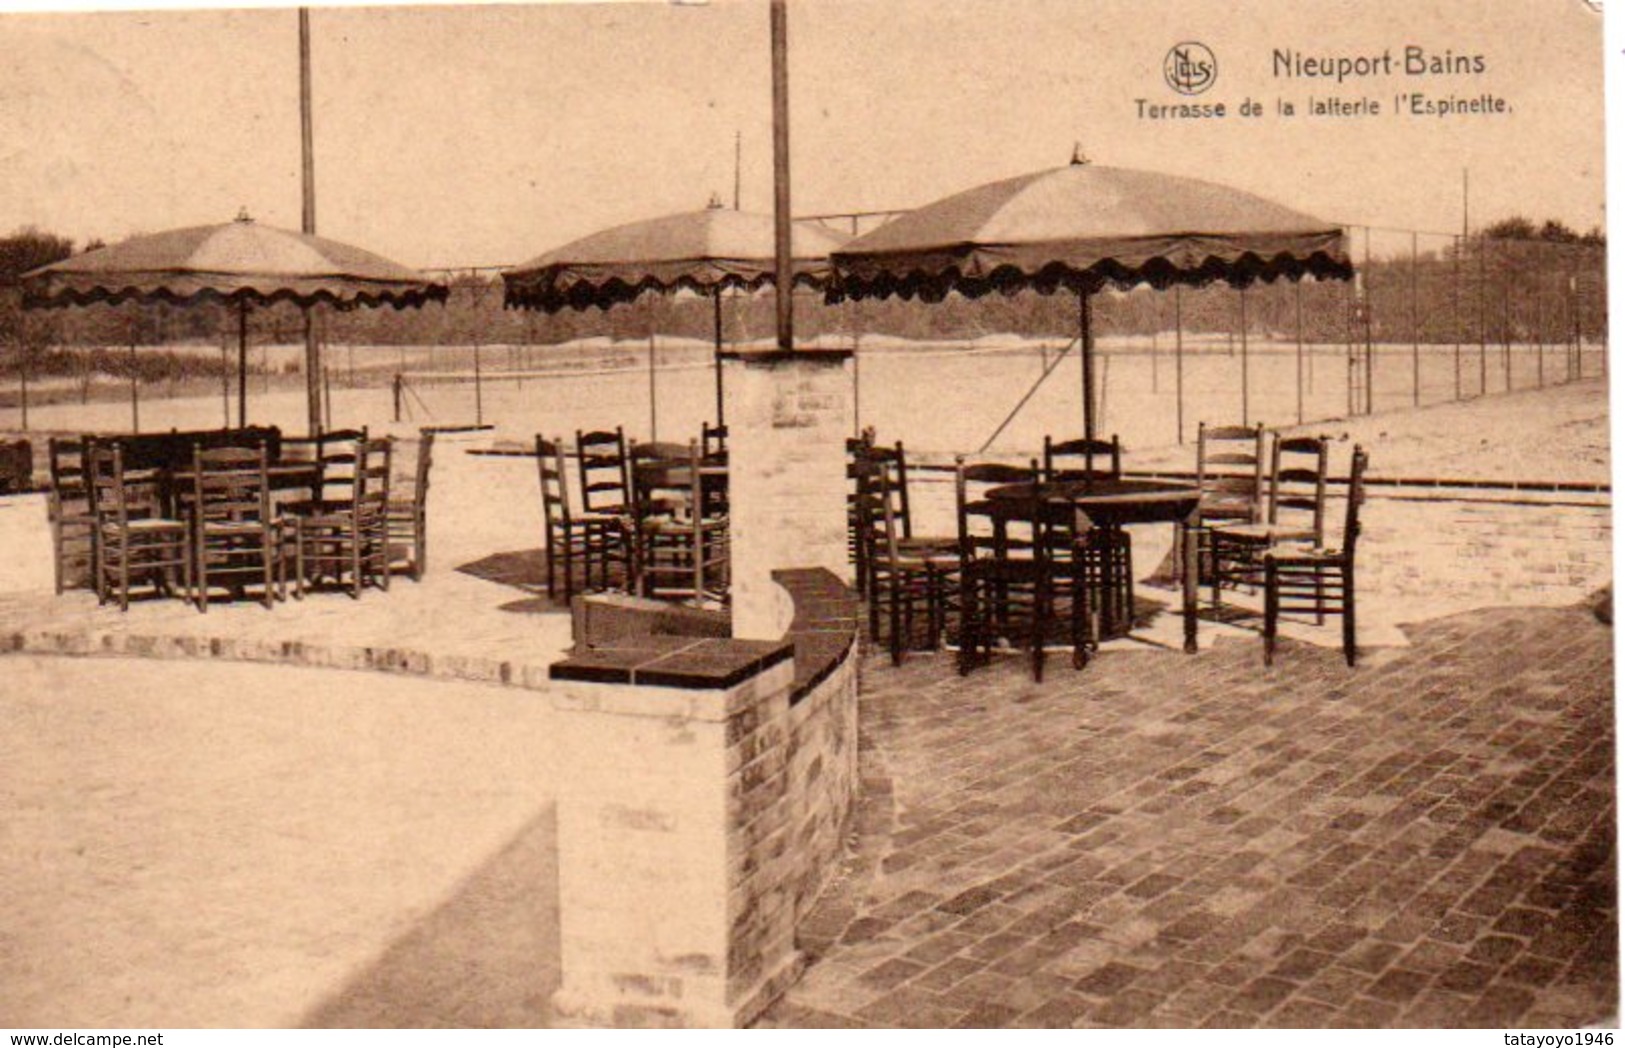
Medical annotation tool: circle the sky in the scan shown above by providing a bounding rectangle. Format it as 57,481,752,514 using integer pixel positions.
0,0,1606,270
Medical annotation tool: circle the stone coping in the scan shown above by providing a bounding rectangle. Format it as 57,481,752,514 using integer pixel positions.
0,620,563,692
547,568,860,700
771,568,861,706
549,635,794,690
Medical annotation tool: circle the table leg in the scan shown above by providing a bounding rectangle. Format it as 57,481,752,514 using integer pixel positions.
1182,514,1199,654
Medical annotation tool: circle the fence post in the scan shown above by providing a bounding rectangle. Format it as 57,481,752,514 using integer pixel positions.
1535,242,1545,389
1502,243,1513,393
1453,234,1463,401
1410,230,1420,407
1478,234,1488,396
129,339,139,432
18,341,28,432
393,372,403,422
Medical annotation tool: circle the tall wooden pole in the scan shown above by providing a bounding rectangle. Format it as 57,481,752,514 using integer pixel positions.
712,288,726,425
1079,289,1095,440
770,0,793,353
299,8,322,434
237,300,248,427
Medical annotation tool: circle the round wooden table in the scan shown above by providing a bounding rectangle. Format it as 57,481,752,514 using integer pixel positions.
983,477,1203,653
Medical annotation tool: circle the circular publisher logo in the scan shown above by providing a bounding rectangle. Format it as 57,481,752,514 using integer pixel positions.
1164,41,1217,95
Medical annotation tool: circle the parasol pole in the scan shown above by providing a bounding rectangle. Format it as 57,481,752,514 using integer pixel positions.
1239,286,1249,425
220,331,230,426
237,299,249,428
1079,287,1096,440
299,7,323,435
1174,286,1185,445
712,286,725,426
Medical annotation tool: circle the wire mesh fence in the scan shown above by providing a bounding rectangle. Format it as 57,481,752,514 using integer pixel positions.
5,229,1608,453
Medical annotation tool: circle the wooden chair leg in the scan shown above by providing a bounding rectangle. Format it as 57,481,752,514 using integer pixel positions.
957,574,976,676
1032,576,1048,683
1342,567,1357,666
886,571,902,665
1262,561,1278,665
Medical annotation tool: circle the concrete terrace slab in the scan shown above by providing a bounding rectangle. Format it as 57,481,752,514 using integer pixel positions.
0,431,575,687
0,656,560,1028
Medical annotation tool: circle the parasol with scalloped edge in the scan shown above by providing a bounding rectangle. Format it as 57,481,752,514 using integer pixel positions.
503,200,849,428
21,210,448,428
828,158,1354,439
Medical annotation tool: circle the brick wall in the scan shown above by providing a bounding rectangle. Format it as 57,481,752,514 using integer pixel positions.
726,353,854,639
548,608,859,1027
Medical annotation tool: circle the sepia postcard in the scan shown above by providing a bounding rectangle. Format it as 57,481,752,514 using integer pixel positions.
0,0,1614,1034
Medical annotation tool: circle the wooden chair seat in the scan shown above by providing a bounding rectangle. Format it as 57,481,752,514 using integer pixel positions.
103,517,187,534
1211,520,1318,543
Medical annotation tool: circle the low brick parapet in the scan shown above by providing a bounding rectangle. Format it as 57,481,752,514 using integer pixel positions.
545,569,862,1027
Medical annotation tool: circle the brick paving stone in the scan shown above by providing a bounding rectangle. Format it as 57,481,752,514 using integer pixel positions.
1466,933,1525,967
762,601,1616,1029
1270,948,1338,981
857,957,929,992
1013,991,1095,1028
1364,968,1434,1004
911,954,986,995
1074,961,1149,997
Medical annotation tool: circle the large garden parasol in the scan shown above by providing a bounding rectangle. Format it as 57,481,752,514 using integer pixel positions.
21,210,448,429
503,200,849,428
829,158,1354,439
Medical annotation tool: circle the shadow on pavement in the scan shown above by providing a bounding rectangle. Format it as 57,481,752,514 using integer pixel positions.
300,805,561,1028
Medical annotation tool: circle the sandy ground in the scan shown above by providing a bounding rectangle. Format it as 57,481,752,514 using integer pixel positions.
4,339,1607,484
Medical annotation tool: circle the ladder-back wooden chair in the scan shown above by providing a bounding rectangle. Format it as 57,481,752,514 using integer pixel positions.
637,440,729,607
1043,434,1123,482
538,435,629,602
1210,433,1330,607
386,428,435,581
1263,445,1369,667
702,420,729,460
576,426,631,515
87,441,191,610
864,455,958,664
955,457,1055,681
48,436,97,593
1194,421,1266,592
189,442,282,610
1043,433,1132,628
293,436,392,599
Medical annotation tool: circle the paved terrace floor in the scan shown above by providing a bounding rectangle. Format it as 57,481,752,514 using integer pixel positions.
762,603,1616,1028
